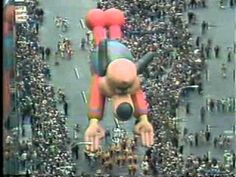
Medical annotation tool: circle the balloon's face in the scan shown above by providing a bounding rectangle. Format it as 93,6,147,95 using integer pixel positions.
106,59,139,95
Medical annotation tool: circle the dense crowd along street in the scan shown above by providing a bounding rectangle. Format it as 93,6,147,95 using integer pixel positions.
3,0,236,177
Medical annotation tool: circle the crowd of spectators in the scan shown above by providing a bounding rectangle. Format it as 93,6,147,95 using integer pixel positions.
12,0,76,176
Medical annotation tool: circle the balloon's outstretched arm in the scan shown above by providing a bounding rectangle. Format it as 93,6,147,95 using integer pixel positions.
131,88,149,118
132,88,154,147
87,75,105,120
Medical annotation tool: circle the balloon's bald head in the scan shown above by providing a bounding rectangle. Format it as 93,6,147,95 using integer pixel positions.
106,59,137,88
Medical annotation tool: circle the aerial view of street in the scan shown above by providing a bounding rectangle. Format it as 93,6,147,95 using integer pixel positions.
3,0,236,176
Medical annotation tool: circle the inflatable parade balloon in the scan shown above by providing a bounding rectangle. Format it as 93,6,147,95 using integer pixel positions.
3,5,15,121
84,8,154,152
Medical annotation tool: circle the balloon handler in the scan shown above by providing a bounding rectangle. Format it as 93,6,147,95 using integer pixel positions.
85,8,155,152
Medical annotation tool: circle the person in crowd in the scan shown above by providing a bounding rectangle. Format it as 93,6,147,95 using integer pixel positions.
39,46,45,60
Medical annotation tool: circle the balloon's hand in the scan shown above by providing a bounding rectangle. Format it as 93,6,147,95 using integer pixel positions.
84,119,105,152
134,117,154,147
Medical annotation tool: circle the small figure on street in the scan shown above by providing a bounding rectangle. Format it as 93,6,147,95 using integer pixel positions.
219,0,224,8
54,51,59,65
128,164,132,176
63,100,68,116
200,106,206,123
207,38,212,47
198,82,203,95
213,137,218,148
86,31,92,45
187,12,194,24
200,43,205,59
131,163,137,176
214,45,220,58
81,37,86,50
186,102,190,114
104,129,110,142
234,42,236,53
67,46,73,59
205,125,211,142
172,135,179,148
141,159,149,176
209,99,215,112
22,126,25,137
25,169,31,177
39,46,45,60
189,134,194,146
195,132,199,146
71,143,79,160
227,50,232,62
21,151,27,171
35,22,39,34
205,45,211,58
196,36,201,48
221,63,227,78
45,47,51,60
97,1,102,9
189,0,197,8
233,69,235,82
179,145,184,154
201,0,207,7
183,127,188,136
201,20,208,35
38,8,44,23
74,123,80,133
230,0,234,7
232,152,235,169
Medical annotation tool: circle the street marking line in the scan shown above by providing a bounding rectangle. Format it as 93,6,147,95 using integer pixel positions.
74,68,80,79
81,91,88,103
80,19,86,29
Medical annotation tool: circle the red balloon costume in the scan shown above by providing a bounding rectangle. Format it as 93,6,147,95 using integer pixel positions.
84,8,154,151
86,8,154,121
